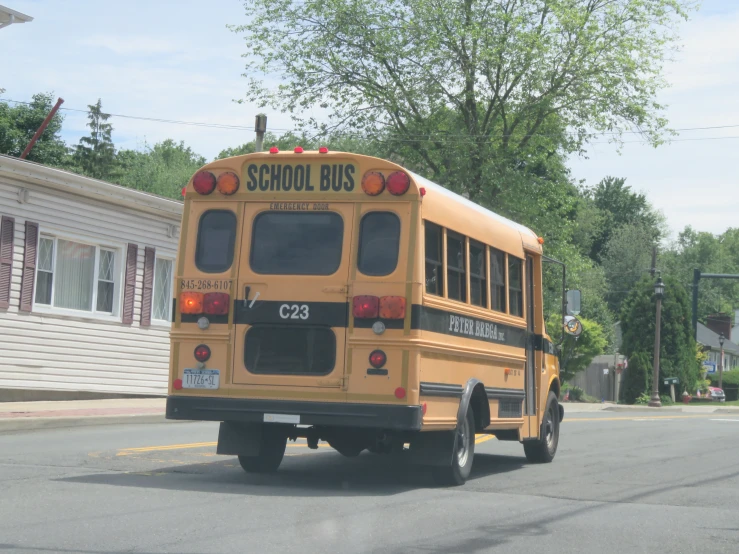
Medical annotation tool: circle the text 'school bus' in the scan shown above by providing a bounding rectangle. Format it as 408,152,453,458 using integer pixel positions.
165,148,583,486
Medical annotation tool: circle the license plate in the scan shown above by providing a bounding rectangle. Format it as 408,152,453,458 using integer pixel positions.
264,413,300,424
182,369,220,389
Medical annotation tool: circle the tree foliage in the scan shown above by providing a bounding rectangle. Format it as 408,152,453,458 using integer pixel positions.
235,0,694,205
620,274,702,397
620,350,650,404
115,139,206,199
74,99,117,180
0,93,69,166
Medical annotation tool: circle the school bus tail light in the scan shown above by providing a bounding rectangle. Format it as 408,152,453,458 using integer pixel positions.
194,344,211,362
180,292,204,314
203,293,230,315
369,350,386,368
216,172,240,195
361,171,385,196
193,171,216,195
353,295,379,318
379,296,406,319
386,171,410,195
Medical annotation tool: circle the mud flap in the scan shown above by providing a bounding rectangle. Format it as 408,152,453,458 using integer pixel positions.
406,430,456,467
216,421,263,456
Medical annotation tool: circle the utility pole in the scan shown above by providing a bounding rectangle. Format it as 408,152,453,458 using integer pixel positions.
649,275,666,408
20,97,64,159
254,114,267,152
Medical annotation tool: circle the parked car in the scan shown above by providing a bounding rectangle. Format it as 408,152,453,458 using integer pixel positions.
708,386,726,402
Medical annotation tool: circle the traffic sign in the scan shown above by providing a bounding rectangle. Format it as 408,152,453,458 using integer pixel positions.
703,361,717,374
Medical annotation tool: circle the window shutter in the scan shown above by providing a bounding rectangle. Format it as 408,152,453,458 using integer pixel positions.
122,244,138,324
19,221,39,312
140,246,155,327
0,216,15,309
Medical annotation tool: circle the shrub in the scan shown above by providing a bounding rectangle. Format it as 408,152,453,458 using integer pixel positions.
635,392,650,405
621,351,651,404
660,394,674,406
569,386,584,402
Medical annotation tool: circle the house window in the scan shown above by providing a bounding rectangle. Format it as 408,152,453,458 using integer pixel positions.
152,257,173,322
34,236,119,315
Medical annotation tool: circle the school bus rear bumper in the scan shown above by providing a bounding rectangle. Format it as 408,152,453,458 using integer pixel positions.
165,395,423,431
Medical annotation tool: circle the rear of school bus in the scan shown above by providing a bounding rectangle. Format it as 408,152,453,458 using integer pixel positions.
166,149,428,474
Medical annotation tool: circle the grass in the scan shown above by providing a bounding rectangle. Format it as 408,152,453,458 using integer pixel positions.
721,400,739,406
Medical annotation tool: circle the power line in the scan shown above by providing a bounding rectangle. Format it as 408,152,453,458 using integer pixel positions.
6,98,739,143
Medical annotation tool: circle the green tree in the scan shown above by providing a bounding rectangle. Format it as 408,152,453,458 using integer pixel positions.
547,315,607,382
582,176,665,262
620,274,701,398
216,132,385,160
116,139,206,199
620,350,651,404
234,0,693,206
0,93,69,166
74,99,116,180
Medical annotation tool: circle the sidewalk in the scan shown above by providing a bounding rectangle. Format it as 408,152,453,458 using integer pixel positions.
0,398,167,432
562,401,739,414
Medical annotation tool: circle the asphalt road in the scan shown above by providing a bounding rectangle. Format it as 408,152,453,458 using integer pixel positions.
1,411,738,554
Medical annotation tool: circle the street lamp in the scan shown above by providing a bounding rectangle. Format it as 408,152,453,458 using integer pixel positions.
719,333,725,390
649,276,665,408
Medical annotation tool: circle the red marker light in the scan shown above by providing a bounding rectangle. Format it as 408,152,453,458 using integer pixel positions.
394,387,406,399
269,146,279,154
294,146,304,153
192,171,216,195
422,402,427,415
173,378,183,390
386,171,410,195
319,146,329,154
181,187,187,197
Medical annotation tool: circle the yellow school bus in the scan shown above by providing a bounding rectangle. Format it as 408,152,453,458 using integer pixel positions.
165,147,583,485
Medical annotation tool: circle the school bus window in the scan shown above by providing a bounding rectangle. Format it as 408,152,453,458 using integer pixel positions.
446,231,466,302
357,212,400,276
245,325,336,375
509,255,523,317
250,212,343,275
490,247,506,312
469,240,487,307
195,210,237,273
424,221,443,296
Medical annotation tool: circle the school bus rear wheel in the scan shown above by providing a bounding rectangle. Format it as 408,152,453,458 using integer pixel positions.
237,428,288,473
523,391,560,464
431,406,475,486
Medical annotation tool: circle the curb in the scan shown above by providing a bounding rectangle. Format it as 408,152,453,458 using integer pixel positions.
0,413,181,433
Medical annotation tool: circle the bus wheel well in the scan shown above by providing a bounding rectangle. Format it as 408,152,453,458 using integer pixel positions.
550,379,561,400
470,384,490,432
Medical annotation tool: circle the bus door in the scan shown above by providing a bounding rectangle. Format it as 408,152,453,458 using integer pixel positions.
524,255,537,430
232,202,355,393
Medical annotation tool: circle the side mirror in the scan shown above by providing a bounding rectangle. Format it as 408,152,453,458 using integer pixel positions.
563,315,583,337
566,289,581,316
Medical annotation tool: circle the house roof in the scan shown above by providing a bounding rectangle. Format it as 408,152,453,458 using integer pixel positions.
0,5,33,25
697,322,739,354
0,155,183,219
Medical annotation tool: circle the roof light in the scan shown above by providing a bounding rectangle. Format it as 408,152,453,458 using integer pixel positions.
216,172,240,195
192,171,216,195
294,146,304,153
537,236,545,245
386,171,410,196
419,187,427,197
319,146,329,154
181,187,187,197
361,171,385,196
269,146,279,154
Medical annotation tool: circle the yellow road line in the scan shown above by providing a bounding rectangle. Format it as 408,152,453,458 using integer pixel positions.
475,434,496,445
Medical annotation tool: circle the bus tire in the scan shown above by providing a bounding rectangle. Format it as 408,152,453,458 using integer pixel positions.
237,428,287,473
431,406,475,486
523,391,559,464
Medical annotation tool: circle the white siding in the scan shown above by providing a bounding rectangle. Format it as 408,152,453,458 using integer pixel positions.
0,176,182,396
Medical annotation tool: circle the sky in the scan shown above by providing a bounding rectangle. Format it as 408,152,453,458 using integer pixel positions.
1,0,738,239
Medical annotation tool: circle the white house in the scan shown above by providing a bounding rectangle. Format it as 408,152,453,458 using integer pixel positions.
0,155,182,401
